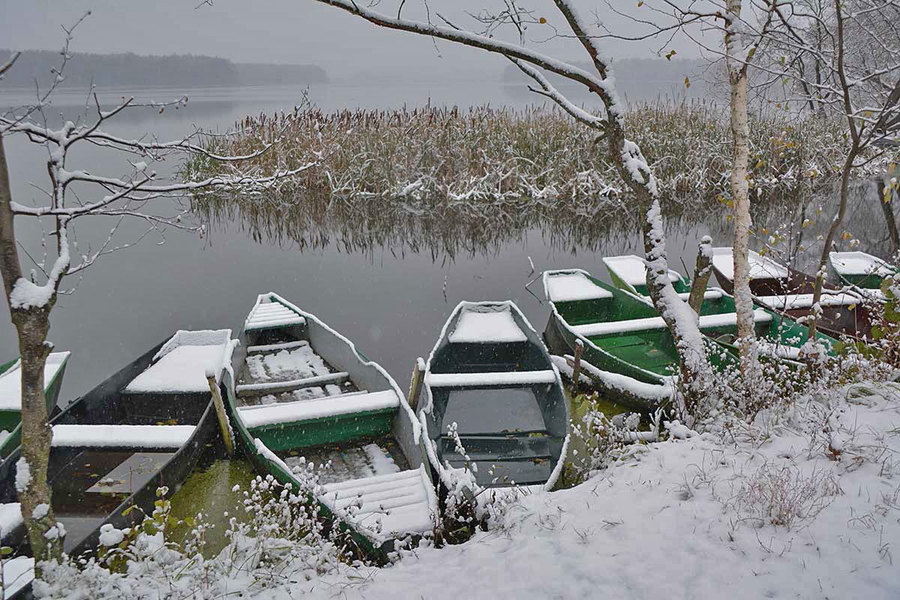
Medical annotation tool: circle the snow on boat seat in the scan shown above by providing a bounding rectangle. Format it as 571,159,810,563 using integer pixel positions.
245,297,306,331
570,309,773,337
236,371,350,397
755,292,861,310
0,351,70,411
603,255,681,287
448,305,528,344
321,466,436,538
124,329,233,394
51,424,196,449
238,389,400,429
711,247,789,281
544,270,612,302
830,251,895,277
426,370,558,388
0,502,23,537
603,255,723,300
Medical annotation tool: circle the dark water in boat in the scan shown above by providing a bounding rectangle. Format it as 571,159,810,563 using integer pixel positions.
0,84,894,520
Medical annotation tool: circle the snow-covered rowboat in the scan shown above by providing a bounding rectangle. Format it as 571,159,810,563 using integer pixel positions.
0,351,71,459
415,301,569,489
227,293,437,563
0,330,233,597
542,268,836,409
829,251,896,301
710,247,874,339
603,254,724,303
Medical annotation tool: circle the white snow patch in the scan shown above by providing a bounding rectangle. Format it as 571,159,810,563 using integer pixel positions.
0,502,23,536
711,247,790,282
830,251,895,277
0,352,70,411
448,306,527,344
98,523,126,547
603,254,682,287
239,390,399,428
543,270,613,302
31,503,49,520
126,329,234,394
51,424,195,449
14,457,30,493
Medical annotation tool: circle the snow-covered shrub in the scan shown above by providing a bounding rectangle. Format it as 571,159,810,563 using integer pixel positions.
724,462,842,530
33,470,362,599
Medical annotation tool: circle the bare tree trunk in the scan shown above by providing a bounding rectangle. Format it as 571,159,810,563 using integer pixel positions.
0,137,63,567
809,151,857,339
689,236,713,315
726,0,757,372
877,178,900,257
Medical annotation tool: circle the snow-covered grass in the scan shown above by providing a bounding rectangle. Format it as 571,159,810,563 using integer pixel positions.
26,379,899,599
186,101,897,209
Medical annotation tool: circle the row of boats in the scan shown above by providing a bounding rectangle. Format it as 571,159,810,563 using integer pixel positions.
0,248,893,596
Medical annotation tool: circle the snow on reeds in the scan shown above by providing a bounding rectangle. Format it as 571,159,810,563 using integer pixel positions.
185,101,897,207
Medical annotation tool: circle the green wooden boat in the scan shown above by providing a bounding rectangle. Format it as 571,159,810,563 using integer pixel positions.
0,331,230,598
227,292,437,563
830,251,896,300
0,351,71,459
415,301,569,489
603,254,726,302
542,268,836,409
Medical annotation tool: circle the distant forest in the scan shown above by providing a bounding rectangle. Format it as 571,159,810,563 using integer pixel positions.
0,50,328,88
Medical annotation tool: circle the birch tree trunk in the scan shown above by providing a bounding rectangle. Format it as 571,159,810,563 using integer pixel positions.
0,137,63,567
877,178,900,257
726,0,757,371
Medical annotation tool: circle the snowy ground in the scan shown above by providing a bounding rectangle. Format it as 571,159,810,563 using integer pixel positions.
292,381,900,600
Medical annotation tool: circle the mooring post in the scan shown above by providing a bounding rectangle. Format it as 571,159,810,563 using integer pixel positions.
572,339,584,392
408,357,425,410
206,370,234,457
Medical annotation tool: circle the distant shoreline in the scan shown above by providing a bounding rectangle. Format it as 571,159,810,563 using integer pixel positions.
0,49,328,89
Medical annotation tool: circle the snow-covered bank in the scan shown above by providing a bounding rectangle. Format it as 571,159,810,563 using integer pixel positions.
302,382,900,600
29,382,900,599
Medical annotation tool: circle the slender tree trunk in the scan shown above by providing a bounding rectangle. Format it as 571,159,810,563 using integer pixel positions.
0,137,63,568
877,178,900,257
726,0,757,372
809,151,857,340
689,236,713,315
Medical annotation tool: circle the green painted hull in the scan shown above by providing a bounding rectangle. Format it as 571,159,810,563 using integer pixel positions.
247,408,396,452
0,354,70,459
545,269,837,408
227,294,427,564
836,271,888,290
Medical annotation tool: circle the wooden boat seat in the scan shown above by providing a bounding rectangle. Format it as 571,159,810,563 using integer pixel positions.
238,389,400,429
246,340,309,354
755,292,861,310
245,302,306,331
321,466,437,537
0,352,70,412
570,309,772,337
50,424,196,449
236,371,350,397
448,308,527,344
426,370,557,388
544,271,612,302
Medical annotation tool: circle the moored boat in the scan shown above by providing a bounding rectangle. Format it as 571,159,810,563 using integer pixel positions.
603,254,724,303
227,293,437,562
415,301,569,489
0,351,71,459
542,268,836,408
0,330,233,598
830,251,897,300
711,247,874,339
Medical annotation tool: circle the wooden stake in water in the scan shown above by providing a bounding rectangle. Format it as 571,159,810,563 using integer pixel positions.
408,357,425,411
207,370,234,457
571,339,584,393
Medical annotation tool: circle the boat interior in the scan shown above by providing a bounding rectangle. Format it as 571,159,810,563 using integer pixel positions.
425,304,567,487
0,332,223,555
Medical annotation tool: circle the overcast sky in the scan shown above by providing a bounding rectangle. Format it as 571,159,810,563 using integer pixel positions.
0,0,705,81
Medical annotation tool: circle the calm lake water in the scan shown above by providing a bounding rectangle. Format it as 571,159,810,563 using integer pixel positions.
0,82,891,401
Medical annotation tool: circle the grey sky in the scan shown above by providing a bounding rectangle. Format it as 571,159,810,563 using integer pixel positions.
0,1,704,81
